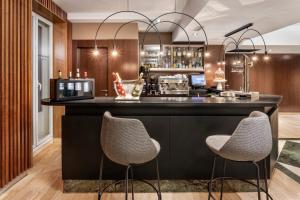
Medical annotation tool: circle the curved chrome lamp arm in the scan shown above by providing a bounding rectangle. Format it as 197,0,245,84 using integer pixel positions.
217,37,238,63
237,28,268,54
238,37,256,50
112,20,162,51
94,11,152,49
141,20,191,51
143,11,209,51
221,41,238,63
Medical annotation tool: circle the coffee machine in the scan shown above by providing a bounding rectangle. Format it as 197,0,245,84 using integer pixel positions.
158,74,189,95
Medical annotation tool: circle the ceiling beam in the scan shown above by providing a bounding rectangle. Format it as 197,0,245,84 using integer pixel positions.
172,0,209,42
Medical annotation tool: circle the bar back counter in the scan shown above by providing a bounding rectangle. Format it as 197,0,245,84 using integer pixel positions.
42,95,281,185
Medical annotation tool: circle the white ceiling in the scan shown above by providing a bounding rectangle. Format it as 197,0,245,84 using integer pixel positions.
54,0,300,45
242,23,300,45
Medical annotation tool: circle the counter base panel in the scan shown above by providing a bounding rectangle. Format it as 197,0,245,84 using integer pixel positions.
62,106,277,181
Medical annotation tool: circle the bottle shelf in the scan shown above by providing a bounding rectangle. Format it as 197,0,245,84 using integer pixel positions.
148,68,204,72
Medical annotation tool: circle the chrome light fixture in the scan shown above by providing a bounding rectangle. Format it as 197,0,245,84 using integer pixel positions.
150,11,209,56
93,10,210,58
93,45,99,56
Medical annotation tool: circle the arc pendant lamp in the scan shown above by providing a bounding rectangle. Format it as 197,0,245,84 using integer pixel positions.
238,37,260,61
93,10,153,56
224,24,270,61
143,11,210,57
217,37,238,65
93,10,210,57
111,19,162,56
237,28,270,61
229,37,259,65
140,20,192,55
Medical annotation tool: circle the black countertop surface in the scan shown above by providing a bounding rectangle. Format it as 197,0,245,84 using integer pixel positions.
41,94,282,108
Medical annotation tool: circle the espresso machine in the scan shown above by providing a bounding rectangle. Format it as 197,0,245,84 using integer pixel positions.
158,74,189,95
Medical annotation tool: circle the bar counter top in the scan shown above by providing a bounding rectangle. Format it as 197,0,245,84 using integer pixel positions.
42,94,282,107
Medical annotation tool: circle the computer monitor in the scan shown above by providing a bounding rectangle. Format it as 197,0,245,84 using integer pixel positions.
190,74,206,87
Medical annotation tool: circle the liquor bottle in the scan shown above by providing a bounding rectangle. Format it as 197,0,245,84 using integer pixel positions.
58,70,62,79
132,73,144,97
198,51,202,58
183,48,186,56
177,48,182,57
57,70,64,98
68,71,72,79
84,71,88,79
76,68,80,78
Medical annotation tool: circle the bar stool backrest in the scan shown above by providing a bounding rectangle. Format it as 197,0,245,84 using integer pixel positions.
220,111,272,162
100,111,157,166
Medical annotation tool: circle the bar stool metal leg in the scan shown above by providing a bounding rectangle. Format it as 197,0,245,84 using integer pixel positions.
253,162,261,200
208,157,216,200
220,159,227,200
98,155,104,200
125,165,131,200
130,166,134,200
155,158,162,200
264,159,269,200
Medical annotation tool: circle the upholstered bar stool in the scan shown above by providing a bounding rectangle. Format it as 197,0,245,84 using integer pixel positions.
98,111,161,200
206,111,273,200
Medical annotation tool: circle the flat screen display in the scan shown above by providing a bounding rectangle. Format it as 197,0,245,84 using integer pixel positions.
191,74,206,87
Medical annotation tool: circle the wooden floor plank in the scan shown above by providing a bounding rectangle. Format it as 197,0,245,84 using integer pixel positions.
1,113,300,199
1,139,300,200
279,113,300,139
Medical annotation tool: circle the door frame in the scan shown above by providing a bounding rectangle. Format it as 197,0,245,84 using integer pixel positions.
32,12,53,152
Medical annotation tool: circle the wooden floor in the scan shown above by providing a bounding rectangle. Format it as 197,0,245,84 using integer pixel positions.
279,113,300,139
0,139,299,200
0,113,300,200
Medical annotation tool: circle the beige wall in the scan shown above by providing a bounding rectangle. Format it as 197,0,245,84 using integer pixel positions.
72,23,139,40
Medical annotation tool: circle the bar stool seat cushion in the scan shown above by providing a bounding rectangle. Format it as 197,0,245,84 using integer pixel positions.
206,135,231,154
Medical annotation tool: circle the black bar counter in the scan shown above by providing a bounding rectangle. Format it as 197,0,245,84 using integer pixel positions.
42,95,282,182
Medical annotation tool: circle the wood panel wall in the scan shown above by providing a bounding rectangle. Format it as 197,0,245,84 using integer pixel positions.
205,45,224,87
52,23,70,138
225,54,300,111
0,0,33,188
72,40,139,97
33,0,67,22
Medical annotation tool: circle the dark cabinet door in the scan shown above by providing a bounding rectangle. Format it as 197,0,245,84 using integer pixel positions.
62,115,170,180
169,116,244,179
